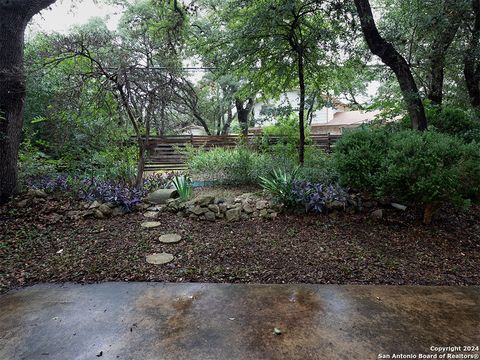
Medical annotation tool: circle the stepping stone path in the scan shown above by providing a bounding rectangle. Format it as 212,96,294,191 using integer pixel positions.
146,253,174,265
141,221,162,229
159,233,182,244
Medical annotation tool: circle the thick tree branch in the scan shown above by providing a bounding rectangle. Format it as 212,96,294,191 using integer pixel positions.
354,0,427,130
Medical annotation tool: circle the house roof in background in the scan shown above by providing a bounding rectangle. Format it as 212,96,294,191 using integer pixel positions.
312,110,380,127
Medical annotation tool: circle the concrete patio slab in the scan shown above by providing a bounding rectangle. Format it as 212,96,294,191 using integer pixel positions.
0,283,479,360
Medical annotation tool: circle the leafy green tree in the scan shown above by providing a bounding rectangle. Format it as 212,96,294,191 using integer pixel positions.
194,0,356,164
40,2,191,186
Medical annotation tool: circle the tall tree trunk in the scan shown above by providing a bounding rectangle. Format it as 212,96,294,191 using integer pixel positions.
427,0,464,105
297,51,306,165
221,106,235,135
354,0,427,130
235,98,254,137
136,139,146,188
0,12,27,203
0,0,57,203
465,0,480,109
307,94,316,126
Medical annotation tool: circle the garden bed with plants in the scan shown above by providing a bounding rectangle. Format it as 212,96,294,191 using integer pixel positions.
1,191,479,294
4,108,480,294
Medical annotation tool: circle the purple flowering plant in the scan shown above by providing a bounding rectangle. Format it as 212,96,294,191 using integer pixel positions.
292,181,349,213
25,172,176,212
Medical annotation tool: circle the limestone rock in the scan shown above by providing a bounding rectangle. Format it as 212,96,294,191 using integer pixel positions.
112,206,126,216
94,209,104,219
226,208,241,222
208,204,220,214
166,198,184,211
147,205,164,212
227,202,240,210
190,206,208,216
256,200,268,210
391,203,407,211
194,195,215,206
98,204,112,216
243,204,254,214
147,189,179,205
268,212,278,220
159,233,182,243
143,211,159,219
204,211,216,221
219,203,228,213
259,209,269,218
16,199,29,208
27,189,47,199
146,253,174,265
89,200,102,209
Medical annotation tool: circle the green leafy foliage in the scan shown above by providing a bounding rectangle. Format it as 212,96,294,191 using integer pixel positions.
184,145,276,185
259,167,300,207
334,127,390,193
334,126,480,212
172,175,193,200
378,130,472,207
426,105,480,143
299,147,339,185
184,142,337,187
259,114,311,155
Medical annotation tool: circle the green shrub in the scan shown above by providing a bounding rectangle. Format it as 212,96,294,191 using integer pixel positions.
427,106,480,143
259,113,311,153
184,145,275,185
456,141,480,202
333,127,389,193
333,126,480,223
86,145,137,183
378,130,468,208
299,147,339,184
18,138,60,188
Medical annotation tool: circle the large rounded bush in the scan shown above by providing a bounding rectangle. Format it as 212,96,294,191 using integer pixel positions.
333,126,480,223
378,130,468,207
333,127,389,193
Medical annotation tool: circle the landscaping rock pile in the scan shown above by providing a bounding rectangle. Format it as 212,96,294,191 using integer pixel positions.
165,193,281,222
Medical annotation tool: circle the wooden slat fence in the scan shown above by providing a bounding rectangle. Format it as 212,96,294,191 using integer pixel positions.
142,134,341,171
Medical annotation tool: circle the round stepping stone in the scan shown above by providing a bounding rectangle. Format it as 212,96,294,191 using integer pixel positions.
141,221,161,229
146,253,174,265
159,233,182,244
143,211,158,219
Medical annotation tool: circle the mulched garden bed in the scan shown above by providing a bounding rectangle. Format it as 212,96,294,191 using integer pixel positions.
1,194,479,293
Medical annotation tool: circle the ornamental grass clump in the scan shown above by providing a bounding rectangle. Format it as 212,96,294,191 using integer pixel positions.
172,175,193,201
258,167,300,208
